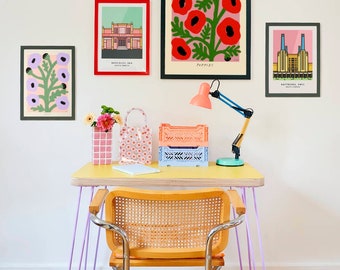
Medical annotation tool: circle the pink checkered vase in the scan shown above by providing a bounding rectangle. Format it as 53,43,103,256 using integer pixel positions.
92,127,112,165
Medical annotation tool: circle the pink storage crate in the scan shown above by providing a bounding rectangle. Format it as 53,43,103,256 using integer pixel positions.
158,123,208,167
159,123,208,147
92,127,112,165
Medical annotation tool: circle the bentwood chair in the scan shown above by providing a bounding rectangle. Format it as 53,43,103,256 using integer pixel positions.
89,187,245,270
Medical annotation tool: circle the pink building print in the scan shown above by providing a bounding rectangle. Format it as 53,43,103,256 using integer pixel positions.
102,22,143,58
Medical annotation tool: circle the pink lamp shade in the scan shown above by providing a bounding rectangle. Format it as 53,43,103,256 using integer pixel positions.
190,82,212,109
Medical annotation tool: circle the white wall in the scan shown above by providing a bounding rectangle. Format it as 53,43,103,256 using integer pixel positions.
1,0,340,269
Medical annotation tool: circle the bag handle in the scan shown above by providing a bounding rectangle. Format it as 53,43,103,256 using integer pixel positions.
124,108,148,127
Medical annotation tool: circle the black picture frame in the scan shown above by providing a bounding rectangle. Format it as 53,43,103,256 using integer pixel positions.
20,46,75,120
161,0,251,80
265,23,320,97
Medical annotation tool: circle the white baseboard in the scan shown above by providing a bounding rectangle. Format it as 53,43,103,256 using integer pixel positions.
260,266,340,270
1,263,340,270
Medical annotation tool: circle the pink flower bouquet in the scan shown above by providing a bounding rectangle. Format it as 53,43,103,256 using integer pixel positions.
84,105,123,132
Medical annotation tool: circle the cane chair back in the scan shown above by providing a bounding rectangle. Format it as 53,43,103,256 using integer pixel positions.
89,187,245,269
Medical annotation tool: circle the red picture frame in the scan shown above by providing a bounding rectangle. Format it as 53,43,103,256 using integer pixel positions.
94,0,150,75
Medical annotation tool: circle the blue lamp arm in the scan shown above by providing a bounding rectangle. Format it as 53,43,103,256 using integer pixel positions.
210,89,254,160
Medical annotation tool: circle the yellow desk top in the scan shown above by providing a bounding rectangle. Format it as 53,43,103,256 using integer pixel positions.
71,162,264,187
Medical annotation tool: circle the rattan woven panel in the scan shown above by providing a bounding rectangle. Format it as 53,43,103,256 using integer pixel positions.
111,196,223,249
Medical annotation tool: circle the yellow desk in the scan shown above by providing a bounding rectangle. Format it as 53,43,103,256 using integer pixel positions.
71,161,264,187
69,162,265,270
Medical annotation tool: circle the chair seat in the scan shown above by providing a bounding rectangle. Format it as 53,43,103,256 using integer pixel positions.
110,253,225,267
112,246,222,259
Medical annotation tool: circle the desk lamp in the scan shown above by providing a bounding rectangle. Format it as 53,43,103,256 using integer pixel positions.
190,79,253,167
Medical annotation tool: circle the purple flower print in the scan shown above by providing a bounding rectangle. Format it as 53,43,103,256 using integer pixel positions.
25,50,71,113
26,94,40,108
55,96,69,110
27,53,42,69
57,68,70,83
26,78,39,91
56,53,70,65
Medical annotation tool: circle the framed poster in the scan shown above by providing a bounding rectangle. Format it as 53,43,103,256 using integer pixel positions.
20,46,75,120
94,0,150,75
161,0,251,79
265,23,320,97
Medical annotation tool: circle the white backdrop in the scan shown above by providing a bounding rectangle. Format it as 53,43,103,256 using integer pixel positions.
1,0,340,269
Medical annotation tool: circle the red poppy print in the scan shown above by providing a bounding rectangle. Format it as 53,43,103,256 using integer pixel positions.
169,0,245,62
171,38,191,60
222,0,242,14
172,0,192,15
184,10,206,34
217,17,241,45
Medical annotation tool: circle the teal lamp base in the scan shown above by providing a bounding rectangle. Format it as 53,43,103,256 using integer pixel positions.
216,157,244,167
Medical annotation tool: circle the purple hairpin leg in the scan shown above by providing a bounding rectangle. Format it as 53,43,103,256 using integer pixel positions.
93,186,107,270
69,187,83,270
252,188,266,270
232,200,243,269
242,188,256,270
84,209,92,270
78,187,95,270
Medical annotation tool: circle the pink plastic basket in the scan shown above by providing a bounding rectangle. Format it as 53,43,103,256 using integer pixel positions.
159,123,208,147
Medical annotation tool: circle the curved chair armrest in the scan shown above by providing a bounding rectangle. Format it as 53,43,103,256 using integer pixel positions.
205,191,246,270
89,189,109,214
226,190,246,215
89,189,130,269
90,213,131,270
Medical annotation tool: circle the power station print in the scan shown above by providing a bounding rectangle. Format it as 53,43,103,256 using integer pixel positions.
273,31,313,80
